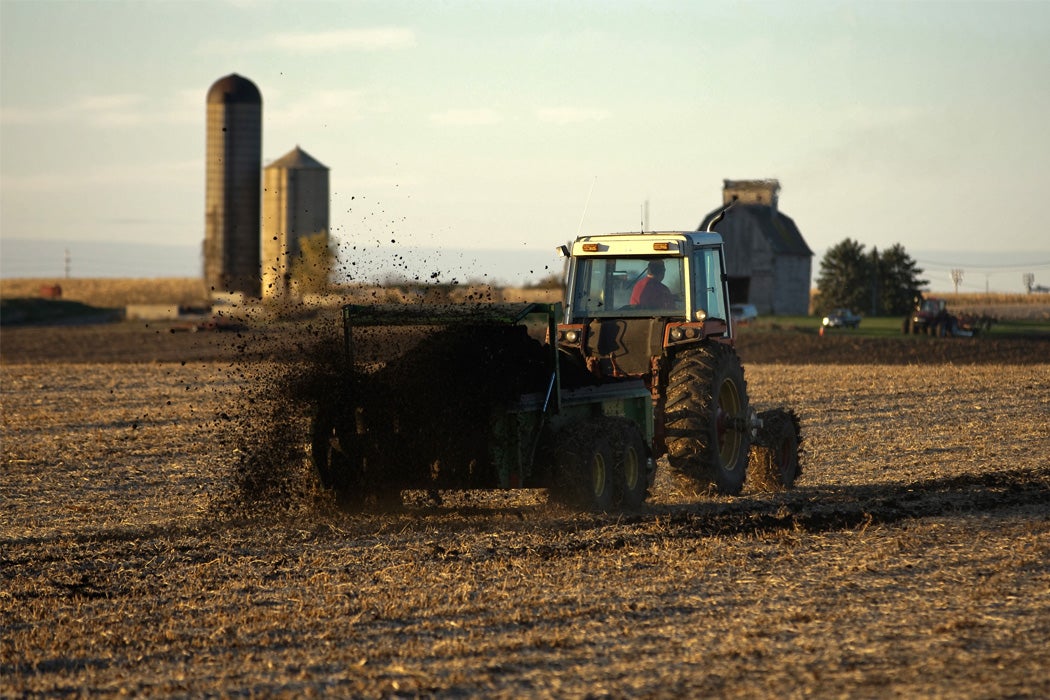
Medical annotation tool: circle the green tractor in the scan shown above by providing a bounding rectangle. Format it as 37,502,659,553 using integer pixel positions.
555,229,801,495
310,228,802,510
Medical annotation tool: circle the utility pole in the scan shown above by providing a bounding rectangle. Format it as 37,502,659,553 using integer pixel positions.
870,246,880,316
64,249,71,279
951,268,963,294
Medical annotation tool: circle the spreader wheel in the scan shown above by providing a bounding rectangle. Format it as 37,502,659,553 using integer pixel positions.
605,417,650,509
583,436,615,511
748,408,803,492
552,422,616,511
311,404,364,508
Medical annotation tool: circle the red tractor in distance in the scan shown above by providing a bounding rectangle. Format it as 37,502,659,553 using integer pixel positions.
903,296,982,337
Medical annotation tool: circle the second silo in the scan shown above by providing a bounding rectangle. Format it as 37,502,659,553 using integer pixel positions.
204,73,262,298
262,146,330,299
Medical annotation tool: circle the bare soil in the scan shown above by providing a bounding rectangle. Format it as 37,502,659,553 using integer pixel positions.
2,321,1049,697
2,316,1049,366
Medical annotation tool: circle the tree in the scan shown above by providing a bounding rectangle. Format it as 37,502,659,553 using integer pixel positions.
815,238,870,314
877,244,927,315
815,238,927,316
290,231,336,296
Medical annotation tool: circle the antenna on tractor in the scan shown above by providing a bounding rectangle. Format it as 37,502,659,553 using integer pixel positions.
576,176,597,238
706,200,735,232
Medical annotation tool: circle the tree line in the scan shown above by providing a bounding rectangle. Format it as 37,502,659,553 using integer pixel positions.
815,239,927,316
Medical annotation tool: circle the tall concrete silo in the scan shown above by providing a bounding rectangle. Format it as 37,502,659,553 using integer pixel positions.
262,146,330,299
204,73,262,298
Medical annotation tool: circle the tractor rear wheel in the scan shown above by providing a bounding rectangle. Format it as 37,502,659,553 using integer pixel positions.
665,343,751,495
748,408,803,492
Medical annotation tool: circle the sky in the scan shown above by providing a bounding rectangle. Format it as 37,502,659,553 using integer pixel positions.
2,0,1049,292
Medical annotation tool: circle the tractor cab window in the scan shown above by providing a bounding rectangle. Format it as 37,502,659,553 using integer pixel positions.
920,299,946,314
571,256,685,317
693,247,727,322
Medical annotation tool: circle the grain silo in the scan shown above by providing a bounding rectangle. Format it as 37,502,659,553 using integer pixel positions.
261,146,330,299
204,73,262,298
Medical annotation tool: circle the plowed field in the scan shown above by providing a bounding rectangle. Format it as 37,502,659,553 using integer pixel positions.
2,321,1049,697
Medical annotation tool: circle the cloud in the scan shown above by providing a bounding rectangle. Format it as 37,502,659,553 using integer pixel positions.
0,106,53,126
166,89,206,125
429,109,502,126
73,94,148,127
266,89,376,129
273,27,416,52
333,174,421,190
0,91,200,128
536,107,610,125
0,159,200,193
199,27,416,54
1,93,148,127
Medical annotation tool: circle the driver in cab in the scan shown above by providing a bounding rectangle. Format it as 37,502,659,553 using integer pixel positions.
630,259,674,308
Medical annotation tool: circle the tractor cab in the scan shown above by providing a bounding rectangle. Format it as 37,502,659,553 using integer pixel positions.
557,232,734,379
918,298,948,317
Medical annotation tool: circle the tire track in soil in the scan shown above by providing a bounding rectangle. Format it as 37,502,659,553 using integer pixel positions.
408,465,1050,563
8,465,1041,573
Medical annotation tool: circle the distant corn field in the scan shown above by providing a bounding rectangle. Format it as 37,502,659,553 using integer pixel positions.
934,291,1049,305
0,278,208,307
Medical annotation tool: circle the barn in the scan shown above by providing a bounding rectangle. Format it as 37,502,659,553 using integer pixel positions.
698,179,812,316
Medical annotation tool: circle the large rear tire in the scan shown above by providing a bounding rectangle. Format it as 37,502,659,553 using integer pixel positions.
664,343,751,495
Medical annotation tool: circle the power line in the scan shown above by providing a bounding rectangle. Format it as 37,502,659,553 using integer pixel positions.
916,258,1050,271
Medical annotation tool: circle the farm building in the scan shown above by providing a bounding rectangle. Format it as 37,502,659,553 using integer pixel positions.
261,146,330,299
698,179,812,316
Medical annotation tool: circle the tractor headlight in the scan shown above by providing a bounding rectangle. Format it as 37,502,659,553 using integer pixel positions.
667,326,701,343
562,330,579,343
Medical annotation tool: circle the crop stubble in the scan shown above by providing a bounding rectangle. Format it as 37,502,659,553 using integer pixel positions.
2,353,1049,697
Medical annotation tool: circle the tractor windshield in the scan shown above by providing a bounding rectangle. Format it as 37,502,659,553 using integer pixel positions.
571,256,686,318
920,299,946,314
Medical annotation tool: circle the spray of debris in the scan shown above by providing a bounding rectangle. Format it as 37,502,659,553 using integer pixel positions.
208,299,576,515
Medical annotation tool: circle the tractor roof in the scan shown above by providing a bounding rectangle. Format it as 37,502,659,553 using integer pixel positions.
572,231,723,256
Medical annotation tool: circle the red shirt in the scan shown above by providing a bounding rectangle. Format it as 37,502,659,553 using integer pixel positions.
631,276,674,308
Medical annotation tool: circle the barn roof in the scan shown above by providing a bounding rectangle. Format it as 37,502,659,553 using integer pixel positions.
698,204,813,257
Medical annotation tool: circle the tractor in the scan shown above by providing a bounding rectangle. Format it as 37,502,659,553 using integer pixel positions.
310,223,802,510
554,228,800,495
904,296,984,337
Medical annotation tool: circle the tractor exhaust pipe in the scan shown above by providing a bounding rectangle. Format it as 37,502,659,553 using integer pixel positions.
706,200,735,232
